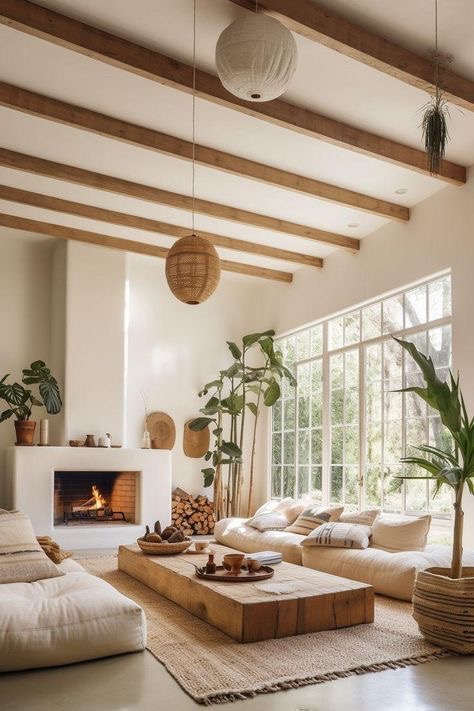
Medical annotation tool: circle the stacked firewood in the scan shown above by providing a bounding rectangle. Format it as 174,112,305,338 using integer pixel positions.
171,487,215,536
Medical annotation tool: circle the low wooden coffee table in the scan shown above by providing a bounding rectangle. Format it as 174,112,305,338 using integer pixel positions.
118,543,374,643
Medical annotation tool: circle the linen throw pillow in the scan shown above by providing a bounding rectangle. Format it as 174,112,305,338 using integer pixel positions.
247,511,289,532
252,498,304,525
371,515,431,552
285,505,344,535
339,508,380,526
275,499,305,524
0,511,64,583
253,497,293,517
301,522,371,549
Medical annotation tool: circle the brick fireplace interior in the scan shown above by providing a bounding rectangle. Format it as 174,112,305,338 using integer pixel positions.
54,471,138,525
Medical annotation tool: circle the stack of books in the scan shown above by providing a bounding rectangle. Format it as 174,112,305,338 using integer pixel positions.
248,550,282,565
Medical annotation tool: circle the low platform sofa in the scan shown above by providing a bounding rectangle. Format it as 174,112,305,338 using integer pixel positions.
214,515,474,601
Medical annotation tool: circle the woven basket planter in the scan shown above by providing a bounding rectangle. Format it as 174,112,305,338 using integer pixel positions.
413,566,474,653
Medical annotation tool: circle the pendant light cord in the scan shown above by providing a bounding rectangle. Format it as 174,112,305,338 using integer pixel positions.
434,0,439,99
192,0,196,233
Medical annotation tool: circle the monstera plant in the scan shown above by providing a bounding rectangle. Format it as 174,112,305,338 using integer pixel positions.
395,337,474,653
0,360,62,445
190,330,296,520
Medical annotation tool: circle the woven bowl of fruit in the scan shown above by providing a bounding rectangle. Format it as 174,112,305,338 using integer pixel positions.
137,521,192,555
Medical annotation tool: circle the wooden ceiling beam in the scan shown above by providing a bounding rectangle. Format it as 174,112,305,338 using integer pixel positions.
0,184,323,268
0,147,358,251
231,0,474,112
0,81,408,223
0,212,293,283
0,0,465,184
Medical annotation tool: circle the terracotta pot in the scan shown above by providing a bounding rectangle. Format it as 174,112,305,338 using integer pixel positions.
413,566,474,654
14,420,36,446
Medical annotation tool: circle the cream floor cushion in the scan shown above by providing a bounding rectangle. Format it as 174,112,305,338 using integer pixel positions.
0,568,146,672
302,544,474,601
214,517,305,564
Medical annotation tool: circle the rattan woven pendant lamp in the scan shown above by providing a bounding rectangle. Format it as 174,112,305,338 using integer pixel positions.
165,1,221,305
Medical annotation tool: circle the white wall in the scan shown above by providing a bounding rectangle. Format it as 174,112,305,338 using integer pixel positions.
64,242,127,443
0,232,283,513
125,253,282,500
270,169,474,547
0,231,53,503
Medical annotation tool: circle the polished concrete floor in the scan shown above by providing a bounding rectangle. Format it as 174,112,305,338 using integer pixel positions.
2,649,474,710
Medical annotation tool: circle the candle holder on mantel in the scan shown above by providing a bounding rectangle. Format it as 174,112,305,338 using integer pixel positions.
38,419,49,446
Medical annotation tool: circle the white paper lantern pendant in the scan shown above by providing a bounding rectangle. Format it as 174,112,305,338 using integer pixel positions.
216,13,297,102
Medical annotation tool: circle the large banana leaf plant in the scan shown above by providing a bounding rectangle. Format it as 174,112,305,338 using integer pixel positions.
0,360,62,422
190,330,296,519
394,337,473,579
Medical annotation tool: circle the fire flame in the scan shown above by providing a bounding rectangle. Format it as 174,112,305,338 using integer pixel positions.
91,485,107,509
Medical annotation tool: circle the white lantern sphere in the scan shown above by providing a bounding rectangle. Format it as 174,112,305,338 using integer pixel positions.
215,13,297,102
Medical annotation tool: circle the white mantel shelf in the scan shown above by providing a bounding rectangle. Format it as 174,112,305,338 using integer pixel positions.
3,446,171,549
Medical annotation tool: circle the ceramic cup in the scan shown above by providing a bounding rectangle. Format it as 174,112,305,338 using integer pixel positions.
194,541,208,552
223,553,245,574
245,557,262,573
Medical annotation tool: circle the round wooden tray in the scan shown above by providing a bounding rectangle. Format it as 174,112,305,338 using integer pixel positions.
195,564,274,582
137,538,192,555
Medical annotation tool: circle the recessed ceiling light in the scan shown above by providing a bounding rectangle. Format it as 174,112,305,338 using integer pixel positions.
347,222,359,228
395,188,408,194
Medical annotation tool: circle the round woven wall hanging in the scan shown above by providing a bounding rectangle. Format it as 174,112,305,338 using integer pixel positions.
165,234,221,305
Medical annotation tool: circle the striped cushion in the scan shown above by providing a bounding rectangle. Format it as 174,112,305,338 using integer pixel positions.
285,505,344,535
0,511,64,583
302,522,372,548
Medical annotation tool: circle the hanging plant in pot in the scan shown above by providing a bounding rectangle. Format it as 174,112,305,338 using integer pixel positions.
420,0,452,175
0,360,62,445
394,337,474,654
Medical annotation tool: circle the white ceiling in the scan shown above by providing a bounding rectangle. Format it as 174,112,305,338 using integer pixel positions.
0,0,473,277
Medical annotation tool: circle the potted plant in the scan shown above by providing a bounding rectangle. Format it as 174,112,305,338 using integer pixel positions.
395,337,474,653
0,360,62,445
190,330,296,520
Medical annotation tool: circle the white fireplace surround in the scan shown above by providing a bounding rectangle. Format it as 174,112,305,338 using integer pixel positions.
3,447,171,549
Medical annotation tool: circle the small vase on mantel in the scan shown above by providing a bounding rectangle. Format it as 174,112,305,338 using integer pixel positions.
39,419,49,446
141,430,151,449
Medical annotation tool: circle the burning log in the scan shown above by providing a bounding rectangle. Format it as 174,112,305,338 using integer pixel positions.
171,488,215,536
72,485,107,513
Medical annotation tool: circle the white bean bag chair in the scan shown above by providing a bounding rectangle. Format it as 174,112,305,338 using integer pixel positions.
0,562,146,672
302,544,474,601
214,517,304,564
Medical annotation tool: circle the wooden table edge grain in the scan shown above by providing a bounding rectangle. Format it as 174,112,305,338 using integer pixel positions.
118,543,374,643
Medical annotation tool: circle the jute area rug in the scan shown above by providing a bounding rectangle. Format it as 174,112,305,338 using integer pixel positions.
82,556,450,706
